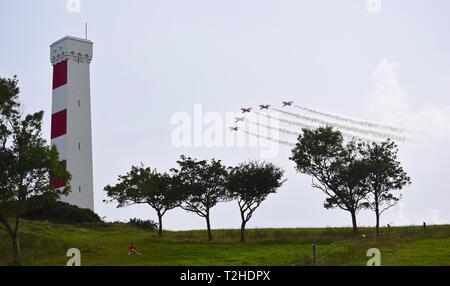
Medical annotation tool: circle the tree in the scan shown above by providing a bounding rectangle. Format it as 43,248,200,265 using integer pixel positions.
289,127,369,234
104,165,181,237
172,155,229,240
359,139,411,237
227,161,285,242
0,76,70,265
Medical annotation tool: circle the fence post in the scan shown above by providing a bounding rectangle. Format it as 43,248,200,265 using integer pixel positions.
312,244,317,266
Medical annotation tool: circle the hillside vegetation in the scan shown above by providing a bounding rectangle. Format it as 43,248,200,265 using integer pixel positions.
1,220,449,266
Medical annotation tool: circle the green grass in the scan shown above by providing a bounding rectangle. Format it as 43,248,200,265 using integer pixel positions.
1,220,449,266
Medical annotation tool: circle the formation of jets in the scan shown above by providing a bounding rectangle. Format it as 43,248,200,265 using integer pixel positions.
231,101,294,131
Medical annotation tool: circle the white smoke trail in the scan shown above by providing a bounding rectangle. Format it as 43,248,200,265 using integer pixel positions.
255,112,316,129
251,115,382,143
244,130,296,147
293,105,406,133
271,108,407,142
248,120,301,136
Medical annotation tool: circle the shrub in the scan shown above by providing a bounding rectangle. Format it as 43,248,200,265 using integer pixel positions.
128,218,158,230
22,201,102,224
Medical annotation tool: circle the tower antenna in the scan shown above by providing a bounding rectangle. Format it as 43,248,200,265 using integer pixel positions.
85,22,88,40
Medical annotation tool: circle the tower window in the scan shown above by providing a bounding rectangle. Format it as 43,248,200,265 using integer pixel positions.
78,142,81,150
79,186,81,193
78,100,80,107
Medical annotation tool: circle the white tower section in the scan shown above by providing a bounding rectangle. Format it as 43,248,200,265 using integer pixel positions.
50,36,94,211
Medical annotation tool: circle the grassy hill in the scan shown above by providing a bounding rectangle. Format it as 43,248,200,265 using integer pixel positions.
1,220,449,266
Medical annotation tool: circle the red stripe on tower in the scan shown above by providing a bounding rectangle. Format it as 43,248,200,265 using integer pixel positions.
51,109,67,139
53,59,68,89
51,160,67,189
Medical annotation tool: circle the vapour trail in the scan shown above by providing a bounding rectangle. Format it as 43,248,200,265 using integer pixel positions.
251,115,382,143
248,120,300,136
244,130,296,147
293,105,406,133
254,112,316,130
271,108,407,142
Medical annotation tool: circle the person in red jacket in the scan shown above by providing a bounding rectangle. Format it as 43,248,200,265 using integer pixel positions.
128,242,137,255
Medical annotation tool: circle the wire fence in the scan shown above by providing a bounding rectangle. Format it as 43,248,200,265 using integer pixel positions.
300,224,448,266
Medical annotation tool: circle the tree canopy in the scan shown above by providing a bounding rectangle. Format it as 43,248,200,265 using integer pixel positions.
227,161,285,241
0,76,70,265
290,126,370,233
172,155,229,240
359,139,411,236
104,165,181,237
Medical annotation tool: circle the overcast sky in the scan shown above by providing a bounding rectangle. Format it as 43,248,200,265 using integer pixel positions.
1,0,449,230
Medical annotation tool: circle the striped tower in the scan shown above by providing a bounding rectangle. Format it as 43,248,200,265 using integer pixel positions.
50,36,94,211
